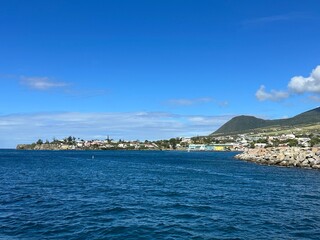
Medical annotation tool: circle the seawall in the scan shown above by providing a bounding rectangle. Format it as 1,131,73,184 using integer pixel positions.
235,147,320,169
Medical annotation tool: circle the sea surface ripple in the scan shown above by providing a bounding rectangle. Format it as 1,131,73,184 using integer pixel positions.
1,150,320,239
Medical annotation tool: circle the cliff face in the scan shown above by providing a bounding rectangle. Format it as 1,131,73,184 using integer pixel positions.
235,147,320,169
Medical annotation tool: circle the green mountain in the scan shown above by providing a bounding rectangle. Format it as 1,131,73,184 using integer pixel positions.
212,107,320,135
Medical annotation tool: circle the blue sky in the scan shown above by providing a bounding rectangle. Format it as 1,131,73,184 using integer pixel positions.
1,0,320,148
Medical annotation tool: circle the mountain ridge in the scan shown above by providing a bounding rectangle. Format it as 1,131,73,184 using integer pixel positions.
212,107,320,135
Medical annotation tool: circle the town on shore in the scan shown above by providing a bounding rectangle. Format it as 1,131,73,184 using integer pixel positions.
17,136,237,151
16,131,317,151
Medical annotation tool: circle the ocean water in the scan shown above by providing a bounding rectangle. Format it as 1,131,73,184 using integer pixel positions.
1,150,320,240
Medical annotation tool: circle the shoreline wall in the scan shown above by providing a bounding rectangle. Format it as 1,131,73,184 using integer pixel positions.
235,147,320,169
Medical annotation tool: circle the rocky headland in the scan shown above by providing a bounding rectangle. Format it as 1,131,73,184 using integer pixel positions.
235,147,320,169
16,143,75,151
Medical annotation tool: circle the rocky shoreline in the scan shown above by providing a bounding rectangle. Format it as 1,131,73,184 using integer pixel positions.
16,144,74,151
235,147,320,169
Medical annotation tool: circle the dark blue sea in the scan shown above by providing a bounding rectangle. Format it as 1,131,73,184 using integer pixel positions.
1,150,320,239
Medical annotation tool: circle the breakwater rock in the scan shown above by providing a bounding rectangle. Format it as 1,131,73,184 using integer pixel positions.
235,147,320,169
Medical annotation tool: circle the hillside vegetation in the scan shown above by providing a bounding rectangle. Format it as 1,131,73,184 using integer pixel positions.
212,107,320,135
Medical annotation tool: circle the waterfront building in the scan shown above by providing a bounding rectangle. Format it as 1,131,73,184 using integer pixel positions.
187,143,236,151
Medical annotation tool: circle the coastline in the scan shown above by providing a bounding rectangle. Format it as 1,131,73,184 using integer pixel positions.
235,147,320,169
15,144,320,170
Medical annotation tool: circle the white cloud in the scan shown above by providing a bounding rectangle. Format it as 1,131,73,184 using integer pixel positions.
167,97,213,106
256,65,320,102
255,85,289,102
288,66,320,93
20,76,68,90
0,112,233,148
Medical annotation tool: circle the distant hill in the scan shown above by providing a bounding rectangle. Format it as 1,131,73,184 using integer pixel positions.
212,107,320,135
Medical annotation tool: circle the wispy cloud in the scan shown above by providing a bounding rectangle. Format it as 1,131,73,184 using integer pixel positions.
166,97,229,108
255,85,289,102
18,75,108,98
0,74,16,79
242,12,308,27
64,88,108,98
217,100,229,107
0,112,233,148
20,76,68,90
167,97,213,106
309,95,320,102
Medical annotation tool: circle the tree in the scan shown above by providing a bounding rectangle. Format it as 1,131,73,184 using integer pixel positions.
271,138,280,147
36,139,43,145
310,137,320,147
65,136,76,145
287,139,298,147
256,138,268,144
169,138,177,149
67,136,73,143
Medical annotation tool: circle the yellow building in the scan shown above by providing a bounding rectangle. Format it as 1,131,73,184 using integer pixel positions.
213,145,225,151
